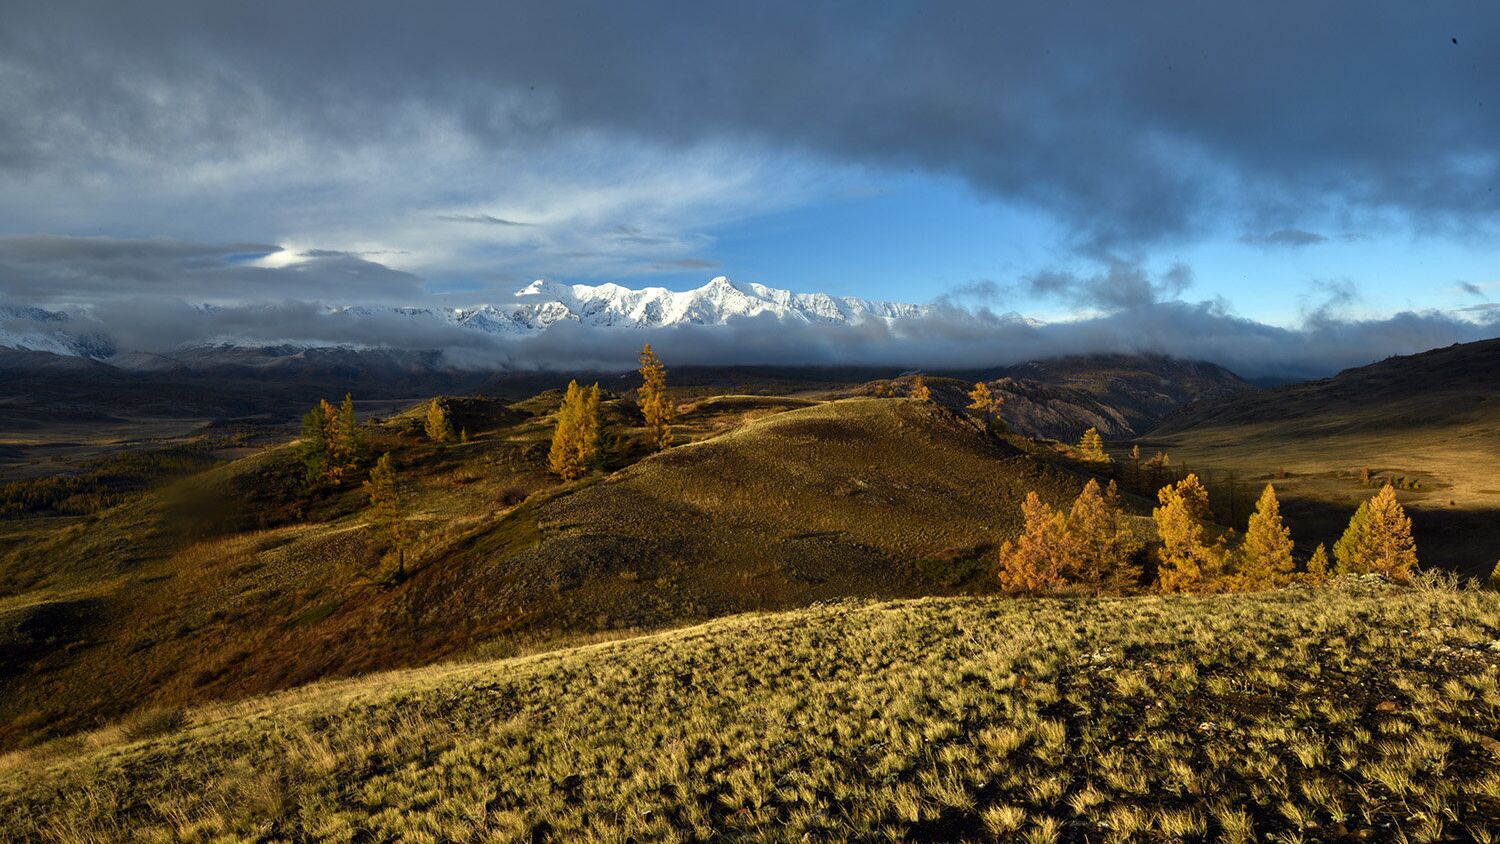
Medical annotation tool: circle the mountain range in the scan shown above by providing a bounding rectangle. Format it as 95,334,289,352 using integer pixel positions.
0,277,929,362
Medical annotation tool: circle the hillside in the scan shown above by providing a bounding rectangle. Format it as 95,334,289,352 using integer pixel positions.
1144,338,1500,573
987,354,1255,442
3,584,1497,841
0,395,1097,749
0,352,1252,479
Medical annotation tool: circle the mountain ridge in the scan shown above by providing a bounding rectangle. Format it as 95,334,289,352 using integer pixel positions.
0,277,929,360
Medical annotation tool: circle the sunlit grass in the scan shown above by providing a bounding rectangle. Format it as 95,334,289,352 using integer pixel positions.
1,579,1497,841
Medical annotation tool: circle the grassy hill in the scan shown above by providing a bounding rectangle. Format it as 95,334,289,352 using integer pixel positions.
0,395,1098,750
3,582,1497,841
1142,338,1500,574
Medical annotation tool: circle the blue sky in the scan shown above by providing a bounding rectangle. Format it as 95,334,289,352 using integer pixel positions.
603,172,1497,326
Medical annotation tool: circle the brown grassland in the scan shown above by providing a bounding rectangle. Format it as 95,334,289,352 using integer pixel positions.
0,394,1091,749
1,579,1497,842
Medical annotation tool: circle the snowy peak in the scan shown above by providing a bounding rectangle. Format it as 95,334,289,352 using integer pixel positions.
483,275,925,333
0,276,929,358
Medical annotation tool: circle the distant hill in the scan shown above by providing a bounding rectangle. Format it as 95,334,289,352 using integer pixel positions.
4,584,1497,840
0,395,1099,748
1145,337,1500,572
987,354,1255,442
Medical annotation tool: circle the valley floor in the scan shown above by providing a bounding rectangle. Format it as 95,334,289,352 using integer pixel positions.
3,581,1498,842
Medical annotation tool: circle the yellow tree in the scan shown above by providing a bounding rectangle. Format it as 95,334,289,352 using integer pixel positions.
1305,543,1330,584
1238,484,1294,587
575,383,603,471
638,344,675,450
997,492,1069,592
364,452,410,579
1333,500,1372,574
549,381,591,480
968,381,1003,429
1077,427,1111,464
1064,479,1138,587
1363,484,1419,581
1153,473,1216,591
910,375,932,402
425,398,456,444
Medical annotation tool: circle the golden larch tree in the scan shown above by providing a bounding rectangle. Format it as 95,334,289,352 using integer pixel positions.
425,398,457,444
576,383,603,471
1153,473,1217,592
910,375,932,402
638,344,676,450
1362,484,1419,581
997,492,1069,592
968,381,1003,429
1333,500,1372,574
1078,427,1111,464
1305,543,1330,584
552,379,591,479
1238,483,1294,587
1064,478,1138,588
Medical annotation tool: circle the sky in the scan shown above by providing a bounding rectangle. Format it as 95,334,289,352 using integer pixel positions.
1,1,1499,374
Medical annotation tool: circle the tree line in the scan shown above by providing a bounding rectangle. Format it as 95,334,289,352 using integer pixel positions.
548,343,675,479
999,474,1419,594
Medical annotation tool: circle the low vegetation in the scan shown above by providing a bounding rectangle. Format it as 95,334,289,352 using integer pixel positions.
2,582,1497,841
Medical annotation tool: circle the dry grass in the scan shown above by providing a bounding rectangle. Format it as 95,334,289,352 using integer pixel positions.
2,581,1497,841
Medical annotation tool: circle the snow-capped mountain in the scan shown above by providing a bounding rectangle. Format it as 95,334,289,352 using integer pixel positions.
0,277,929,359
334,276,927,338
0,306,116,358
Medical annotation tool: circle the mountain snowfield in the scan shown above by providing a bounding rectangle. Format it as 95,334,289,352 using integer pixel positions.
1,277,929,359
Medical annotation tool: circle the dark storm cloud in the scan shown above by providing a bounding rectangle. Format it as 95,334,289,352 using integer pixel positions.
1239,229,1329,247
3,1,1498,252
1024,259,1193,311
0,236,425,304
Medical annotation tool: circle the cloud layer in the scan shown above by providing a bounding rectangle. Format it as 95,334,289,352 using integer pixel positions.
2,236,1494,380
3,2,1499,269
2,4,1498,378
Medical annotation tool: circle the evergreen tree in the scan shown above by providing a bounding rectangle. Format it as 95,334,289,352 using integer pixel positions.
1333,500,1373,575
299,402,330,484
425,398,457,444
638,344,675,450
1305,543,1330,584
299,395,363,485
1238,483,1294,587
910,375,932,402
1078,427,1111,464
1153,474,1217,592
331,393,365,470
997,492,1069,592
364,452,410,579
1363,484,1419,581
